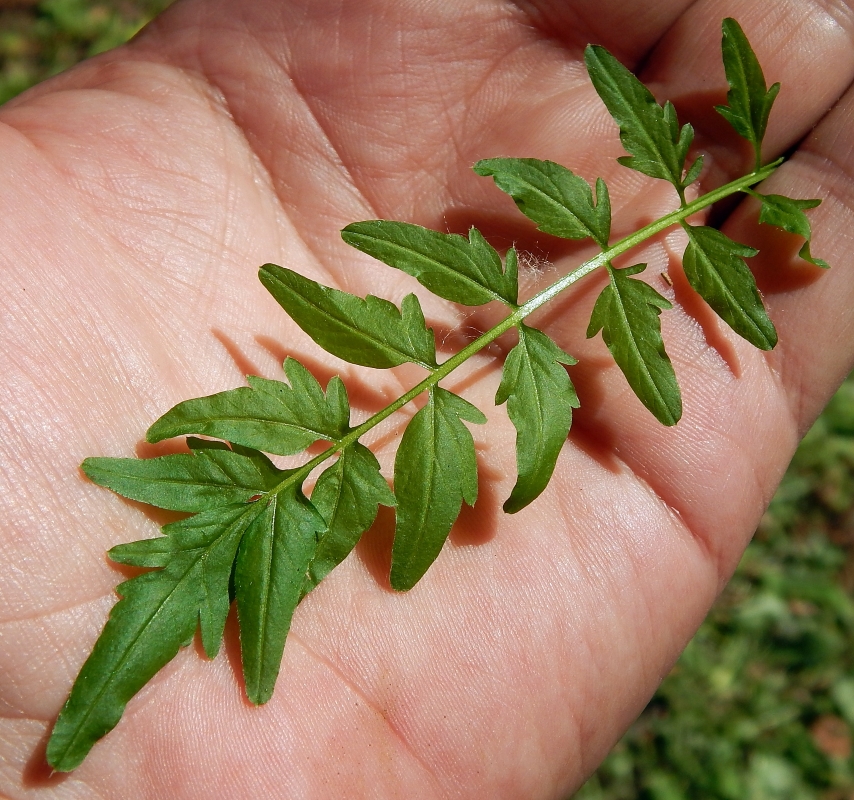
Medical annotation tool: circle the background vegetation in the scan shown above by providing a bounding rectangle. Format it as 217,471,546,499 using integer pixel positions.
577,379,854,799
0,0,172,104
2,2,852,796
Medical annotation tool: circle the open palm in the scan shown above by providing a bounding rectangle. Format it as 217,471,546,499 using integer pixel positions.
2,0,854,797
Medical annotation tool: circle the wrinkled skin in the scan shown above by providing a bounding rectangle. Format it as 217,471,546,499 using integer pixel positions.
1,0,853,797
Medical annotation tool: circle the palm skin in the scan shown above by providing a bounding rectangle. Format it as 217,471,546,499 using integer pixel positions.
1,0,854,796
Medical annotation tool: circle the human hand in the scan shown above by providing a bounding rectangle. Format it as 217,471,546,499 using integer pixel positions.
1,0,853,796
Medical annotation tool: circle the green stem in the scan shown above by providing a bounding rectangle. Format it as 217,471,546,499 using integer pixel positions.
268,160,780,498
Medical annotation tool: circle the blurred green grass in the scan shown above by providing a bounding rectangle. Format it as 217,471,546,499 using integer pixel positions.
3,3,852,797
0,0,173,104
577,375,854,799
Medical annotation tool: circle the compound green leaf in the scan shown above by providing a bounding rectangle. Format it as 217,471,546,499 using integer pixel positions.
587,263,682,425
55,21,818,773
47,503,257,772
584,44,695,191
81,443,281,513
341,221,517,306
147,357,350,455
496,325,578,514
474,158,611,247
715,18,780,166
305,443,395,593
755,193,828,268
234,486,327,705
683,224,777,349
390,387,485,591
260,264,438,369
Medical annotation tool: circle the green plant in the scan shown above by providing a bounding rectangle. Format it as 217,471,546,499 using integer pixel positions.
45,18,827,771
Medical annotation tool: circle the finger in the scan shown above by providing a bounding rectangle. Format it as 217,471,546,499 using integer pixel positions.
638,0,854,186
504,0,695,62
724,80,854,433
